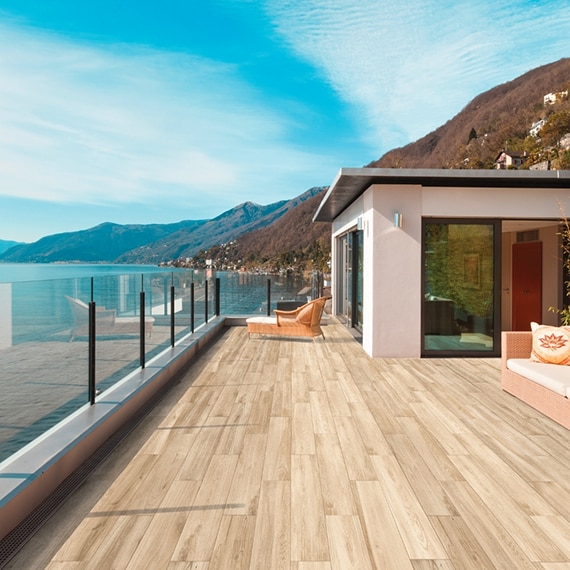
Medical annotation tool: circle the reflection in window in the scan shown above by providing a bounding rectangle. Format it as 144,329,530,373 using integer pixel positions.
423,222,496,353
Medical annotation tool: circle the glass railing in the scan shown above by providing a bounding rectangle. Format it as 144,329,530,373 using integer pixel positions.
0,268,323,463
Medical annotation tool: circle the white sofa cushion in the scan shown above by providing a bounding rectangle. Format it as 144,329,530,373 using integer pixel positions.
507,358,570,397
246,316,277,324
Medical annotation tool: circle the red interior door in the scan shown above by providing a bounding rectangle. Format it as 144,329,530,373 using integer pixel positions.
512,242,542,330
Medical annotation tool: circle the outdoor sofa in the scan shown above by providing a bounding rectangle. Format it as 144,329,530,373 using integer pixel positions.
246,296,327,339
66,296,154,341
501,326,570,429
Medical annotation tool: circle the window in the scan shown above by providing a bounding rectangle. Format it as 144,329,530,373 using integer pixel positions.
336,229,363,332
422,220,500,356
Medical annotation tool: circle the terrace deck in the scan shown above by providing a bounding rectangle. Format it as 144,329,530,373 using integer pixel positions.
6,320,570,569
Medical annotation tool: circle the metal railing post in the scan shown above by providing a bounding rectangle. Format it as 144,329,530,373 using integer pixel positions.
140,275,146,369
267,278,271,316
191,282,195,333
205,280,209,323
215,277,220,316
88,278,96,405
170,278,175,347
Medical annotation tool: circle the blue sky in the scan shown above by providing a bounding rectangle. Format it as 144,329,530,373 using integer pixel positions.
0,1,569,243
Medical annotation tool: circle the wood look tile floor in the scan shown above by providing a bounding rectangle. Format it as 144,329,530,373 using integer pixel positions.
6,321,570,569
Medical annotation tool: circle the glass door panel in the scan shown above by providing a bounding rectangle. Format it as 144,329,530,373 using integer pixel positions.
423,220,499,355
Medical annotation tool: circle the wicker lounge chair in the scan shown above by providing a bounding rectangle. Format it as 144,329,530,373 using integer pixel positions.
246,297,327,339
66,296,154,341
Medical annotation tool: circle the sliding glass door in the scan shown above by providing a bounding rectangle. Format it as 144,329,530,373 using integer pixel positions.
422,219,500,356
336,230,363,332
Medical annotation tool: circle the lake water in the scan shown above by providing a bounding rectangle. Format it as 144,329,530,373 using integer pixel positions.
0,263,175,283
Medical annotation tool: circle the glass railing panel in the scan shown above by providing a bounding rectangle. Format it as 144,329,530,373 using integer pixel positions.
216,271,317,315
0,277,90,463
90,274,141,394
170,270,199,343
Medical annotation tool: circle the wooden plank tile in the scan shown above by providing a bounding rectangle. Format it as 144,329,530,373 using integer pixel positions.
386,434,457,516
396,416,464,483
326,515,373,569
292,402,316,455
370,454,448,560
354,480,414,570
349,401,393,455
450,454,566,562
246,388,273,434
429,515,495,569
250,480,290,570
442,480,542,569
334,416,377,480
291,454,329,562
532,516,570,560
125,512,189,569
172,454,239,562
315,434,356,516
262,416,291,481
225,433,266,515
178,417,226,481
209,515,256,570
309,390,336,434
324,380,352,417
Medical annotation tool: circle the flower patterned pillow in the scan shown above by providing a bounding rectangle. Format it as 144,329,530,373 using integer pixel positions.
530,322,570,365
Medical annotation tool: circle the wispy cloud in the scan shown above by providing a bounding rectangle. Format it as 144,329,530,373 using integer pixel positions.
264,0,570,152
0,20,336,214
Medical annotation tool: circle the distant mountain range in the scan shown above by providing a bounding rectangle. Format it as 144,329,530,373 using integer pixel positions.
0,187,325,264
0,240,20,255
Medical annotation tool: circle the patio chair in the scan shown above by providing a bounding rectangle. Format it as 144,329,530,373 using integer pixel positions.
246,296,327,339
66,296,154,341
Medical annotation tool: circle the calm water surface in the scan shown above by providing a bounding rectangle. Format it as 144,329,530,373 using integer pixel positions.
0,263,175,283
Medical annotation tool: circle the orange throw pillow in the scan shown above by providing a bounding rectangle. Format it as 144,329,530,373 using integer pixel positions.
531,323,570,365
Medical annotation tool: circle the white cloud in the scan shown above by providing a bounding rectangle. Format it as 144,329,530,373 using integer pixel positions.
263,0,570,152
0,21,334,211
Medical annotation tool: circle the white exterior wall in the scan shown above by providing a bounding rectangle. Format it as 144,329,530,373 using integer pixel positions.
365,185,422,357
331,182,570,358
422,186,570,218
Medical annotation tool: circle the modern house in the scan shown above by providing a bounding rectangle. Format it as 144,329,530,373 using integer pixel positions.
313,168,570,358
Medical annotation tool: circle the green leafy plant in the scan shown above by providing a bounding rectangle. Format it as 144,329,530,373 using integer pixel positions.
549,213,570,325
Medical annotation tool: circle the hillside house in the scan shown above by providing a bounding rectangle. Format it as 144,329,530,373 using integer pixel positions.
544,90,568,105
494,149,528,169
529,118,546,137
313,168,570,358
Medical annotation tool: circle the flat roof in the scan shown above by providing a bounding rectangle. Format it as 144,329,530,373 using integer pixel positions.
313,167,570,222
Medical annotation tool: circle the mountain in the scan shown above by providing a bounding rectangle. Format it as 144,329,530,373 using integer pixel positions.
0,240,22,255
0,220,205,263
0,188,323,264
371,58,570,169
191,189,331,272
116,187,324,263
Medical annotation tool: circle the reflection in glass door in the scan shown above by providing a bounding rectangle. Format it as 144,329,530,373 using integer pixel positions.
353,230,363,331
422,220,500,356
336,230,363,331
